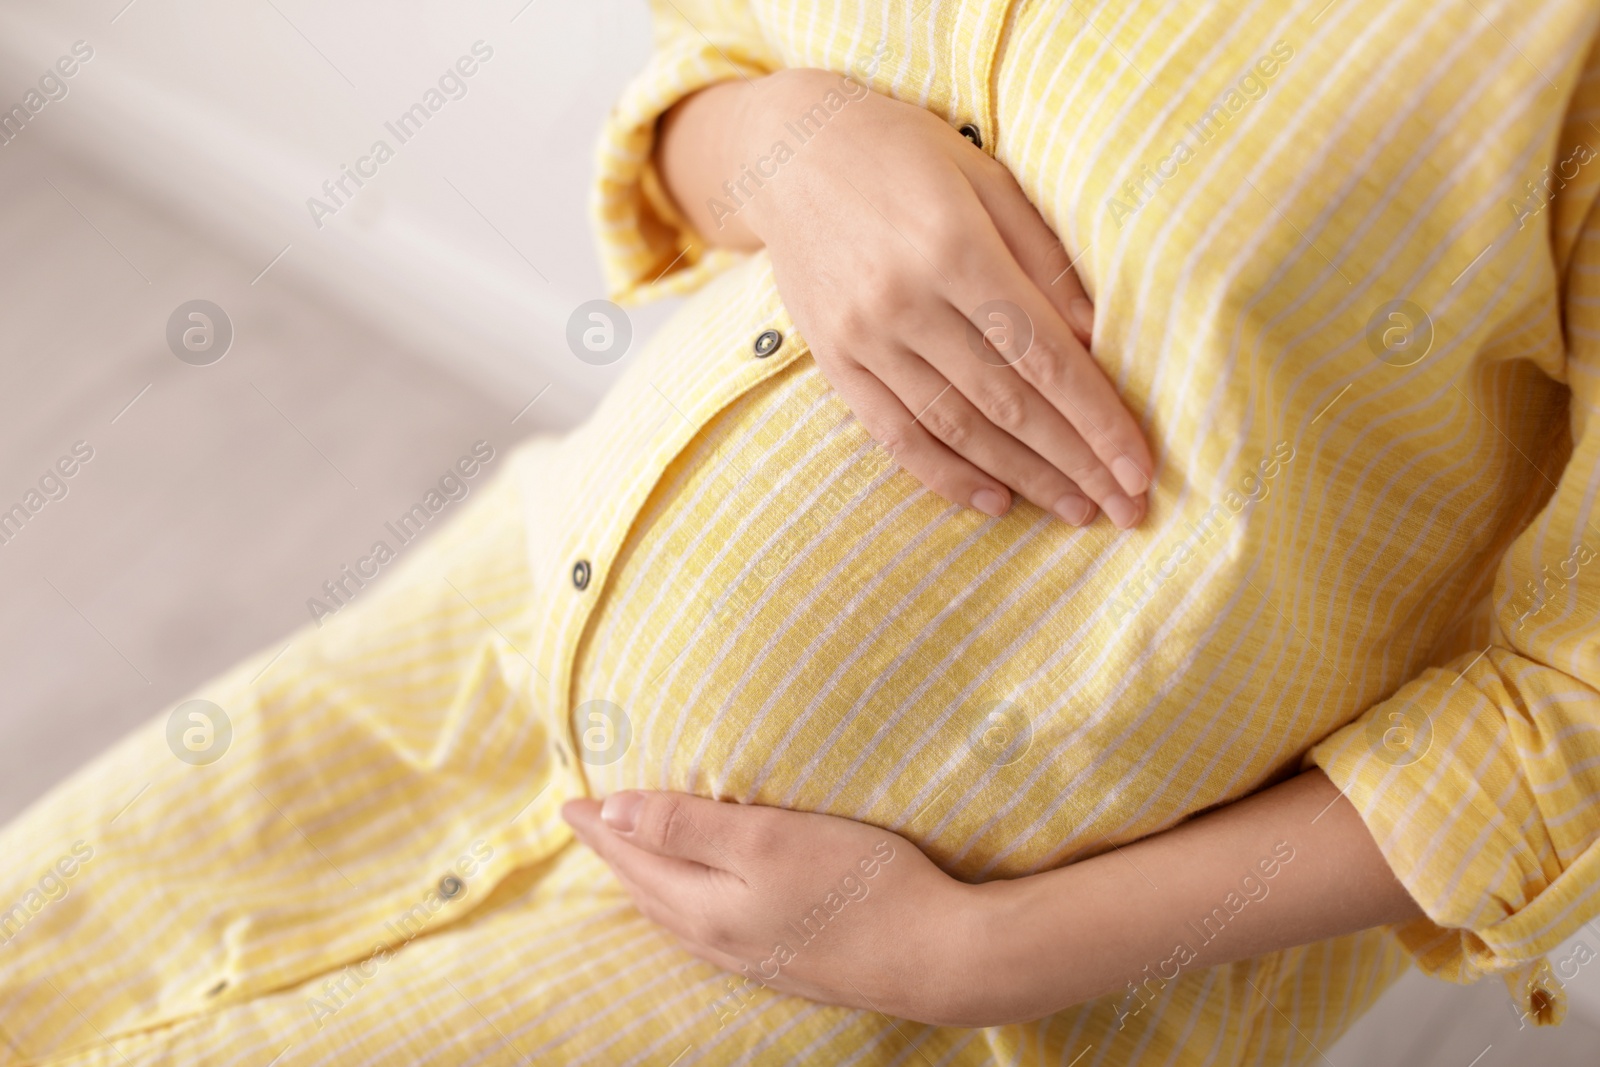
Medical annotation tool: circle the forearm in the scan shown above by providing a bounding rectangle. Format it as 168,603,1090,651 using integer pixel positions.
957,769,1423,1026
655,68,851,251
655,77,766,250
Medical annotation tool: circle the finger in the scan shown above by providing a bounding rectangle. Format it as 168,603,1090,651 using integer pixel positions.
854,343,1097,525
564,799,729,914
824,356,1015,518
960,288,1151,513
668,934,751,978
595,842,720,949
585,790,767,876
943,168,1155,501
912,303,1147,528
955,150,1095,345
604,857,818,999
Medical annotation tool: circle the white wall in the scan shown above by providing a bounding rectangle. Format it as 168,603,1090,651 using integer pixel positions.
0,0,678,403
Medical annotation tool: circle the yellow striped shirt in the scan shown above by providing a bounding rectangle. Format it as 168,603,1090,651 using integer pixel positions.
3,1,1600,1064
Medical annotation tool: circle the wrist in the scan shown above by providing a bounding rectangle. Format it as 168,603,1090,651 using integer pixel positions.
956,866,1127,1027
731,67,861,241
911,875,1068,1028
654,75,770,250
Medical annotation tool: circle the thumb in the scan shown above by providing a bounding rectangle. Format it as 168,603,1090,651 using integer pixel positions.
597,790,750,871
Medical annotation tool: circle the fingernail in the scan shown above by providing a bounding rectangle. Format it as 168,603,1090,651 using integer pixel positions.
1103,492,1139,529
1111,456,1149,496
1052,492,1093,525
601,791,642,833
971,488,1010,517
1069,298,1094,335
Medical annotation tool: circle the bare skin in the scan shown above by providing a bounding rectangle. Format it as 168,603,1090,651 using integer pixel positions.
655,68,1154,528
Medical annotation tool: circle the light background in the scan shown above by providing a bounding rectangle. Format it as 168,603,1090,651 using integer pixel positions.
0,1,1594,1062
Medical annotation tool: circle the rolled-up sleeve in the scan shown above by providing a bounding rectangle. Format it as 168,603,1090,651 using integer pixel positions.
593,0,776,305
1309,106,1600,1025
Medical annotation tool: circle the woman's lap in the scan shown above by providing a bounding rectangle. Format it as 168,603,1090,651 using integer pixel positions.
13,834,979,1066
0,443,574,1064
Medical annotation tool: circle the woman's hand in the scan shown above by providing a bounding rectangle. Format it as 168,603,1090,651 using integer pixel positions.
561,775,1425,1031
560,790,989,1025
657,70,1152,528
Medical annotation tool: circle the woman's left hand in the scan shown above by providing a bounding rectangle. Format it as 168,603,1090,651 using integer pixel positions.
560,790,988,1025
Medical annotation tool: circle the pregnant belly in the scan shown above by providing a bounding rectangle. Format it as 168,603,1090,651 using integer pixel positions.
564,360,1212,881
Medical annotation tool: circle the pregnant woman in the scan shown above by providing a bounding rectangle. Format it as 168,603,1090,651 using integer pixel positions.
4,1,1599,1064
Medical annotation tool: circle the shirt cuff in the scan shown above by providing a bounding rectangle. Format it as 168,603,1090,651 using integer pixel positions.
1306,660,1597,1027
591,37,772,306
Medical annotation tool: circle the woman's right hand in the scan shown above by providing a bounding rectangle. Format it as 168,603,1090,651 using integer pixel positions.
659,68,1152,527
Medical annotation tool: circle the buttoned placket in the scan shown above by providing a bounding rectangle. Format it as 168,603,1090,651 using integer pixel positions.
527,268,808,811
949,0,1023,157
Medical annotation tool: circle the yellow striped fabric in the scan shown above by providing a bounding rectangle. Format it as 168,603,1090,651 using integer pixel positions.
4,0,1600,1063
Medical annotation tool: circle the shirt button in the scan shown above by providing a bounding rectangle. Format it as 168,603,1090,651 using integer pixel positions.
438,874,464,899
753,329,782,358
571,559,591,590
958,123,983,148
